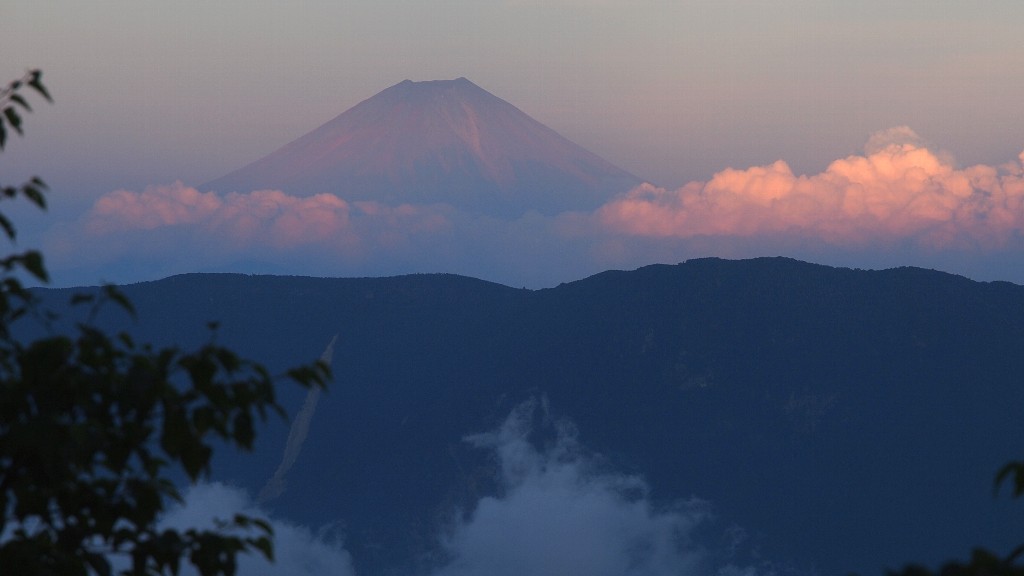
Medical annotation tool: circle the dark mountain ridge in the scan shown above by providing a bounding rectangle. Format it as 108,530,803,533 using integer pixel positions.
23,258,1024,575
201,78,642,217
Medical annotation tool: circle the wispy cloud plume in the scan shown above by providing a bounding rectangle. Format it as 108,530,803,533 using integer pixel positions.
258,335,338,504
598,128,1024,248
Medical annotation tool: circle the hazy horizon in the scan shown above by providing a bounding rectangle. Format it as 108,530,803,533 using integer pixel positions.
4,1,1024,288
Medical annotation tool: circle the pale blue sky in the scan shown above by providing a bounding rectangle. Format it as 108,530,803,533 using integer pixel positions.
4,1,1024,286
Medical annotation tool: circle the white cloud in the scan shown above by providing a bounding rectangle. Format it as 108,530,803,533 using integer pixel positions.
153,401,767,576
597,130,1024,249
158,482,356,576
36,129,1024,288
431,400,759,576
862,126,930,155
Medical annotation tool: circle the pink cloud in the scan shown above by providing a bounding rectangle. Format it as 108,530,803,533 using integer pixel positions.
597,128,1024,249
56,183,464,284
41,129,1024,288
88,183,350,245
88,183,222,232
82,183,456,253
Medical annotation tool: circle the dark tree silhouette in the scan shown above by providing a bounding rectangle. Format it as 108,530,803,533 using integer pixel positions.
0,70,329,576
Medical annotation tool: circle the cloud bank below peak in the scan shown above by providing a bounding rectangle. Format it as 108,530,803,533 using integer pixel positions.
43,127,1024,287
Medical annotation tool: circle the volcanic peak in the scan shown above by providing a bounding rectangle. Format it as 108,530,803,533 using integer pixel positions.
202,78,641,217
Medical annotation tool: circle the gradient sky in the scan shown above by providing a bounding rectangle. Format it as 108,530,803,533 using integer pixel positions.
4,1,1024,287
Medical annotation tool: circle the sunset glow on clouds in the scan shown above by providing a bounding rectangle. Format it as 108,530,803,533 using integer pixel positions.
91,185,348,249
598,128,1024,249
82,183,451,253
51,128,1024,287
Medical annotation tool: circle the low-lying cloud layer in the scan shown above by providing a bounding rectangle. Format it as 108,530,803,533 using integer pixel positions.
159,401,760,576
43,128,1024,287
85,185,451,252
598,127,1024,248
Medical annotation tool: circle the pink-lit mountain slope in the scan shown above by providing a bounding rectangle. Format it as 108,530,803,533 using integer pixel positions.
202,78,642,217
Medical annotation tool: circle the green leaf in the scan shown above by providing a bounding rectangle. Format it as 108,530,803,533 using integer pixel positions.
995,461,1024,497
69,293,95,306
28,69,52,102
287,361,331,388
3,107,22,135
252,518,272,535
9,93,31,112
250,536,274,562
84,551,112,576
232,411,254,449
117,331,135,348
103,284,136,317
161,408,189,457
22,250,48,282
0,212,16,241
21,182,46,209
182,444,211,481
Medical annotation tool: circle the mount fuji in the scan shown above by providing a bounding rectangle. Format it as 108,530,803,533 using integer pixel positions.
202,78,642,217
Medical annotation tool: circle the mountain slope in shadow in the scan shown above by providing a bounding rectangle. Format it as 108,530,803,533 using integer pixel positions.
26,258,1024,575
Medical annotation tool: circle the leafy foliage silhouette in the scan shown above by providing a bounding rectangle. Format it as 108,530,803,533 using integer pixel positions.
882,471,1024,576
0,71,329,575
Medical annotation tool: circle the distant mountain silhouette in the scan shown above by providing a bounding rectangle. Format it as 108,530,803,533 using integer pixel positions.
202,78,642,216
25,258,1024,575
